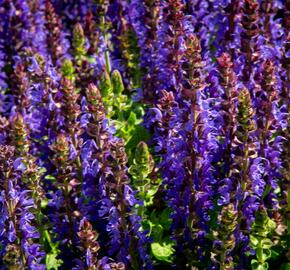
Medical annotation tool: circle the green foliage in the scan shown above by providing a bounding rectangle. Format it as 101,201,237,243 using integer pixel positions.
212,203,237,270
129,143,174,264
125,125,151,162
250,206,276,270
151,242,174,263
147,209,175,263
44,174,56,182
111,70,125,94
118,27,141,87
237,87,256,137
129,141,153,179
280,263,290,270
128,141,156,205
99,69,130,119
61,59,75,82
70,22,97,76
98,38,174,266
72,23,87,60
99,68,149,154
44,230,63,270
37,186,62,269
46,253,63,270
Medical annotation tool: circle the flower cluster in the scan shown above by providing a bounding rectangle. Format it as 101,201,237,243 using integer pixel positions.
0,0,288,269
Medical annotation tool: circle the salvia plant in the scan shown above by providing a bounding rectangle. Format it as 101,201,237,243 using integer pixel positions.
0,0,289,269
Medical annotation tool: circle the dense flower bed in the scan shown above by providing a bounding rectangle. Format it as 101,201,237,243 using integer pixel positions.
0,0,289,269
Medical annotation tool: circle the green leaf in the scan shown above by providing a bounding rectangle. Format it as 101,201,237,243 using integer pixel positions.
72,23,86,57
142,220,154,234
112,120,125,131
61,59,75,79
87,56,96,64
160,208,172,230
126,126,150,151
150,210,159,225
260,239,273,249
256,249,271,262
256,264,268,270
250,235,259,247
43,230,59,252
38,167,47,174
100,71,112,98
150,224,164,242
270,249,279,260
144,186,159,206
151,242,174,263
251,260,268,270
42,136,49,141
45,175,56,181
251,259,259,267
267,219,276,230
128,165,138,178
280,263,290,270
111,70,125,94
262,184,272,198
127,111,137,126
46,253,63,270
41,198,48,209
263,262,269,270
